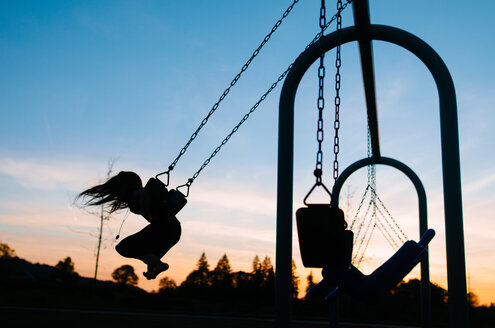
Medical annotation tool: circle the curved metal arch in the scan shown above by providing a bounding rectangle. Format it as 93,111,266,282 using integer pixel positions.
276,24,467,328
331,157,426,218
331,156,430,326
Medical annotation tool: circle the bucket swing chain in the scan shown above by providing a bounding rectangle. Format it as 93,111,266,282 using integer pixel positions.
296,1,353,269
303,0,332,206
306,0,352,49
314,0,326,186
156,0,300,186
333,0,343,183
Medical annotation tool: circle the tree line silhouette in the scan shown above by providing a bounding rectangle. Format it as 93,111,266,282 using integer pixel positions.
1,241,494,327
156,253,299,300
108,251,298,313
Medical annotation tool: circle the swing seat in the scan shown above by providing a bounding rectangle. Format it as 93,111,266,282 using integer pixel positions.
166,189,187,215
296,205,353,268
145,178,187,216
306,229,435,304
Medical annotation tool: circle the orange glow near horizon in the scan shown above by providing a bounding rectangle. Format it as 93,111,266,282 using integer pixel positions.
2,197,493,306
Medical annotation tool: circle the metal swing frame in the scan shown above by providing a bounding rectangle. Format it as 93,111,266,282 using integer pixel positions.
274,1,468,327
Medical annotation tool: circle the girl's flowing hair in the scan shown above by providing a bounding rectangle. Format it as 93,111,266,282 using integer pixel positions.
78,171,143,213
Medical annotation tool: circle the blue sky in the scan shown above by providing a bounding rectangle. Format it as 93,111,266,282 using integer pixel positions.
1,1,494,304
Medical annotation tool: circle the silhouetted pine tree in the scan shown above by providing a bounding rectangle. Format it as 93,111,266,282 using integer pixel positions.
181,252,212,292
251,255,263,288
260,256,275,290
290,259,299,299
211,254,233,294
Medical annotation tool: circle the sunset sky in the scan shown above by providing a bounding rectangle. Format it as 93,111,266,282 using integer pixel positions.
1,1,494,305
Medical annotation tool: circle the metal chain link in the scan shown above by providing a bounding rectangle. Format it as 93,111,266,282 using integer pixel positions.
374,202,406,245
349,185,370,230
375,215,401,249
375,218,399,249
314,0,326,185
182,66,292,189
178,0,354,192
367,125,377,189
308,0,352,50
352,194,374,253
367,124,408,242
333,0,343,182
355,221,376,267
353,213,374,265
352,117,410,264
160,0,300,181
370,185,408,241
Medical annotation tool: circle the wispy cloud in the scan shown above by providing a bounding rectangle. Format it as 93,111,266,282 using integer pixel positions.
463,171,495,194
0,157,112,191
190,184,276,217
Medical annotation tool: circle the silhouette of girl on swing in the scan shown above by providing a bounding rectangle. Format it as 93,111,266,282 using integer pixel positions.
78,171,181,280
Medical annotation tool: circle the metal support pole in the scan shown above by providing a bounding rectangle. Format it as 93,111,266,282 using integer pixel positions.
353,0,381,158
367,26,469,328
275,72,296,328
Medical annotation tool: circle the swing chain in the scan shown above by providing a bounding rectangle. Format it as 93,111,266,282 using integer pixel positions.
166,1,353,193
183,66,293,192
314,0,326,184
320,0,327,29
366,125,376,188
333,0,343,182
309,0,352,48
158,0,300,183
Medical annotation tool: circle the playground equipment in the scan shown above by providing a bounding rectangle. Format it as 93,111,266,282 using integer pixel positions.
275,0,468,327
98,0,468,326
